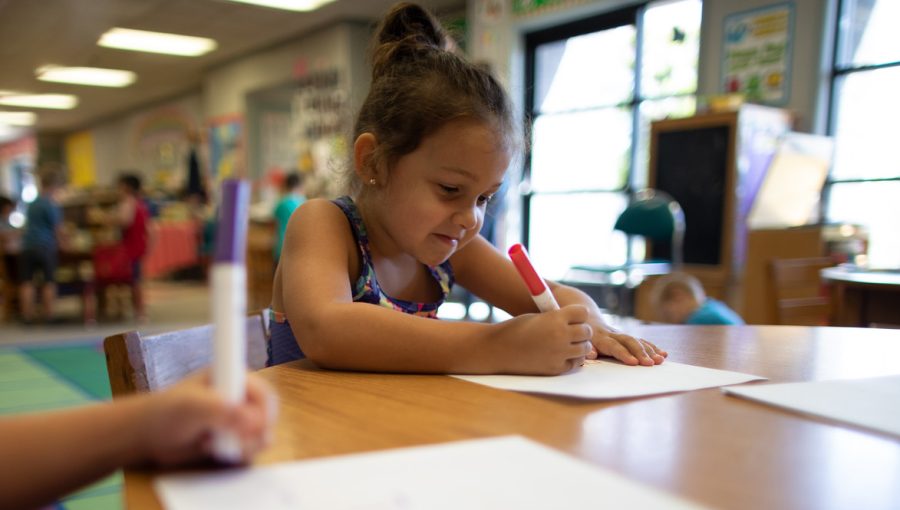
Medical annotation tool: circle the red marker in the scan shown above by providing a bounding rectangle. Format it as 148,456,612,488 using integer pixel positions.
508,243,560,312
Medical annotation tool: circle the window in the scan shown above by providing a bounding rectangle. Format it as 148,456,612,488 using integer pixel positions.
523,0,702,280
826,0,900,268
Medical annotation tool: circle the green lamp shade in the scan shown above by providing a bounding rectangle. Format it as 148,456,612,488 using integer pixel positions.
614,198,676,240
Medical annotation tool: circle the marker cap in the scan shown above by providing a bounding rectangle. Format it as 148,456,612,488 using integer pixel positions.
214,179,250,264
508,243,547,296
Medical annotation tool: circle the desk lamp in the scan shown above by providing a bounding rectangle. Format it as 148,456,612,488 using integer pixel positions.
614,189,685,268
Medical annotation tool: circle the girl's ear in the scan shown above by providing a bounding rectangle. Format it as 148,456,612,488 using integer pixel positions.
353,133,379,182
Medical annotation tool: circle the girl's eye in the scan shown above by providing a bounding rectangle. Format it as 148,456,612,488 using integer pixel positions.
439,184,459,194
477,194,494,206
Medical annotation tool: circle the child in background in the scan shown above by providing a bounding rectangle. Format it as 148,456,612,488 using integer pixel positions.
0,372,277,510
0,195,21,267
272,172,306,263
91,173,151,322
268,2,666,374
18,163,67,324
651,272,745,325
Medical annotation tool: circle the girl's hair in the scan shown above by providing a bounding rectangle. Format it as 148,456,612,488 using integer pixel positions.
650,272,707,308
349,2,518,194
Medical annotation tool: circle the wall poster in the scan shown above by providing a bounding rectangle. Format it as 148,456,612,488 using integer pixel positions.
721,3,793,105
208,115,244,183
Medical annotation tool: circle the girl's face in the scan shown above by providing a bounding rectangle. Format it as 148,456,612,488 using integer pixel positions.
370,119,510,267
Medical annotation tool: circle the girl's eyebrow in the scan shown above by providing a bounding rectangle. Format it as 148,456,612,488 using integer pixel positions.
440,166,503,189
439,166,477,180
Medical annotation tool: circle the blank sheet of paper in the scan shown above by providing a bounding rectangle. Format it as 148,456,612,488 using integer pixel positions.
724,375,900,438
156,436,706,510
452,360,765,399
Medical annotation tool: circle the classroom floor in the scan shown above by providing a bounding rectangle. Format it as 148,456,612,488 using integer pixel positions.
0,280,211,510
0,280,211,347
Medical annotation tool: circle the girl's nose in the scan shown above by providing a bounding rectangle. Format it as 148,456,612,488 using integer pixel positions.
453,203,479,230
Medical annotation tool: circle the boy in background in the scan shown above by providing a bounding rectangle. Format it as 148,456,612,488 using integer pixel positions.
272,172,306,264
651,272,745,325
18,164,67,324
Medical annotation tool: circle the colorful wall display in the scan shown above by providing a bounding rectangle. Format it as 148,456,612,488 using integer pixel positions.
131,106,199,191
208,115,244,182
721,3,794,105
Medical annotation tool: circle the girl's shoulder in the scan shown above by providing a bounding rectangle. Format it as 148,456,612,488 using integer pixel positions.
287,198,357,245
291,197,345,223
284,198,347,238
284,197,362,282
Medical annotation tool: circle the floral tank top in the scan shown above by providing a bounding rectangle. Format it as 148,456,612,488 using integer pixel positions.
332,195,454,317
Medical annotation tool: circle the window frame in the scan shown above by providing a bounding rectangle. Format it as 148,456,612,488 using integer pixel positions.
521,1,699,266
824,0,900,208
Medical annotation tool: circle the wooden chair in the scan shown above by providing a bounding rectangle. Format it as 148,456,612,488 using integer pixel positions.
103,311,270,398
768,257,834,326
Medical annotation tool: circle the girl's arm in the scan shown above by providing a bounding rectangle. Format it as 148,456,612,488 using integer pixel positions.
452,236,665,366
0,374,275,510
280,200,590,375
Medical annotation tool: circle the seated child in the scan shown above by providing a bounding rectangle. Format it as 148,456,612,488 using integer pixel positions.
651,272,745,325
268,2,667,375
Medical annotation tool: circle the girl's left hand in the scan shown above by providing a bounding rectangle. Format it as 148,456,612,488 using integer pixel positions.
587,329,667,366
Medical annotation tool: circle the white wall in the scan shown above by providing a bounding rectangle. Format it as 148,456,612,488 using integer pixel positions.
89,94,204,187
203,24,350,120
73,21,374,189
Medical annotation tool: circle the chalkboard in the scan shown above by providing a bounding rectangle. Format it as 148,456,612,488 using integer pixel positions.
651,125,731,266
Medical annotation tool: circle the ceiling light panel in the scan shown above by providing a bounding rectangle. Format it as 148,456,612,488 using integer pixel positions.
0,111,36,126
97,28,217,57
224,0,337,12
0,94,78,110
37,66,137,88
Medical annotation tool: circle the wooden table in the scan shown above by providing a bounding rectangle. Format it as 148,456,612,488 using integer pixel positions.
124,325,900,510
822,266,900,327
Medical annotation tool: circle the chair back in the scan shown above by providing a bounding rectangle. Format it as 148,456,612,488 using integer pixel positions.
768,257,834,326
104,311,269,398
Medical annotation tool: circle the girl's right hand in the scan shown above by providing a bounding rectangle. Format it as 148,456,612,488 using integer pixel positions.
491,304,593,375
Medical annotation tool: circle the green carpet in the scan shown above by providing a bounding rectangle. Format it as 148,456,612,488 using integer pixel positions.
0,342,122,510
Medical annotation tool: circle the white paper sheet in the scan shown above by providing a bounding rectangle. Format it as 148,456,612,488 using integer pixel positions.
451,360,765,399
155,436,707,510
724,375,900,437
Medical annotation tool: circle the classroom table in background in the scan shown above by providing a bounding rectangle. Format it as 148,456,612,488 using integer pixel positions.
144,220,200,279
123,325,900,510
822,266,900,328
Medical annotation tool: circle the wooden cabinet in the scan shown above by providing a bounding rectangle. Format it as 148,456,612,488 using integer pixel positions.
645,105,793,317
246,220,275,312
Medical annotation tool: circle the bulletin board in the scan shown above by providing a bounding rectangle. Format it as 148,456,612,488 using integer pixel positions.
64,131,97,188
721,3,794,105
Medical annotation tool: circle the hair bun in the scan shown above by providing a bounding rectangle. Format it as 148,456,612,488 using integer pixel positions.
378,2,447,48
372,3,451,78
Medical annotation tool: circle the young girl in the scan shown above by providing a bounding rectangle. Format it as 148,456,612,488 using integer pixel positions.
269,2,666,375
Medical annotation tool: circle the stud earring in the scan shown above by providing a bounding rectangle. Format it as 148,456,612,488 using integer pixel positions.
368,178,376,185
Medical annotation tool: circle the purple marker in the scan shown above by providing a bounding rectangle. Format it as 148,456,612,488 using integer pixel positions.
211,179,250,463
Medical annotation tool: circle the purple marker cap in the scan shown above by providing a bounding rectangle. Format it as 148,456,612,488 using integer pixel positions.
214,179,250,264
